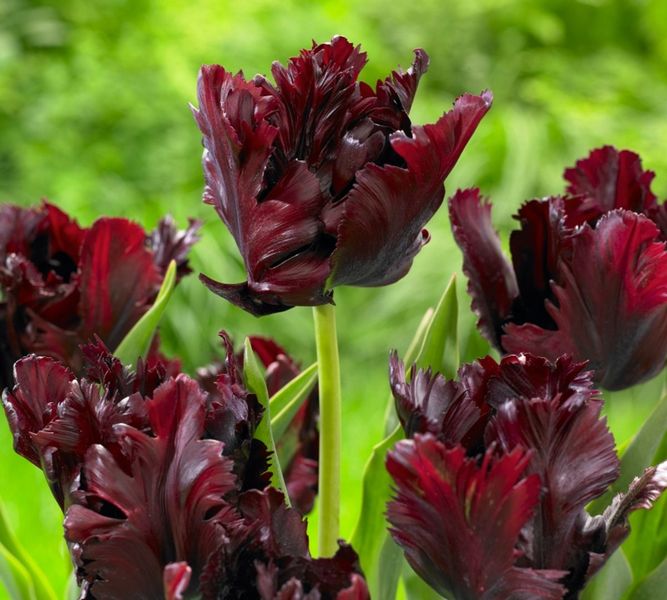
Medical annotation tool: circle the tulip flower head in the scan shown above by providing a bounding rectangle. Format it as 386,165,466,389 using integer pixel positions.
387,352,667,599
0,203,200,390
193,36,492,315
449,146,667,389
2,336,368,598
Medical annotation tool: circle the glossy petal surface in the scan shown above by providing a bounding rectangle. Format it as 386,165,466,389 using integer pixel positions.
504,211,667,389
195,37,491,314
387,435,565,599
449,188,518,347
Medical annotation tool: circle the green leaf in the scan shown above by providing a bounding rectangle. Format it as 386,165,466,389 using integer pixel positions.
0,542,35,600
242,338,290,504
114,259,177,368
350,425,403,598
63,571,79,600
629,553,667,599
589,386,667,516
0,504,56,600
581,548,633,600
270,362,318,441
622,487,667,582
415,273,458,378
402,561,441,600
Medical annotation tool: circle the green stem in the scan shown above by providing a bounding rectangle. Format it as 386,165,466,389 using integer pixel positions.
313,303,342,556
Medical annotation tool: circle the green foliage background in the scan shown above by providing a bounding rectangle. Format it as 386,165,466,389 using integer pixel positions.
1,0,667,596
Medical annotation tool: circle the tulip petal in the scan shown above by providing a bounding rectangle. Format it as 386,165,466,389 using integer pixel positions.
164,563,192,600
331,92,492,288
509,198,570,330
149,215,201,280
503,210,667,389
387,435,565,599
64,375,238,598
564,146,657,216
79,218,161,350
2,356,73,467
389,351,482,443
449,188,518,348
485,356,619,575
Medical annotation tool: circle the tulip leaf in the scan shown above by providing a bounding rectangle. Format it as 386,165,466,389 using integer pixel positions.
64,571,79,600
580,548,633,600
0,542,35,600
0,504,56,600
270,362,318,441
589,386,667,516
415,273,458,378
402,562,441,600
629,553,667,600
243,338,290,504
622,494,667,585
350,425,403,598
403,308,434,367
114,259,177,368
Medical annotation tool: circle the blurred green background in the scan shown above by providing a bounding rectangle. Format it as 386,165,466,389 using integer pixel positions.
1,0,667,596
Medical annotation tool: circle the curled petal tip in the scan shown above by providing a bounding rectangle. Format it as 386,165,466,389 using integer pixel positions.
199,273,292,317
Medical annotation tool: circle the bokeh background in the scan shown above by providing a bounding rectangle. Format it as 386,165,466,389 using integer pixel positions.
1,0,667,596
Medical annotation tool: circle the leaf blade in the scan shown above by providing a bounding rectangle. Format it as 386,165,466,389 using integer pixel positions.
114,260,177,367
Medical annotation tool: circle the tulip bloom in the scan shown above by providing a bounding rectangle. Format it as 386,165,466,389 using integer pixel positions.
194,36,492,315
387,352,667,599
0,202,200,390
449,146,667,389
3,338,368,598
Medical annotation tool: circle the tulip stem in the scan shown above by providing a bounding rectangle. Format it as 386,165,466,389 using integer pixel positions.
313,303,342,557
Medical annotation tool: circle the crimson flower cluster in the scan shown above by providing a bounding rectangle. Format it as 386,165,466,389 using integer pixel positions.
0,202,200,390
194,36,492,315
387,352,667,599
2,335,367,599
450,146,667,389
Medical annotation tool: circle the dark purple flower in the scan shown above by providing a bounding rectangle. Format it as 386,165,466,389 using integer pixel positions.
4,341,368,597
0,202,200,390
387,352,667,598
449,146,667,389
193,36,492,315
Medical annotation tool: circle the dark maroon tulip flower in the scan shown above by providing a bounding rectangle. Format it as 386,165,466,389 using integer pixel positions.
0,202,200,390
4,337,368,598
387,352,667,599
449,146,667,390
193,36,492,315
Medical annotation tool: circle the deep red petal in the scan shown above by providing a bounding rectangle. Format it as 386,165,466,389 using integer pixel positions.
79,218,161,351
2,355,73,466
564,146,657,216
64,375,237,597
387,435,564,599
449,188,518,347
330,93,492,288
164,562,192,600
149,215,201,280
389,351,482,444
503,210,667,389
485,356,618,573
509,198,571,330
